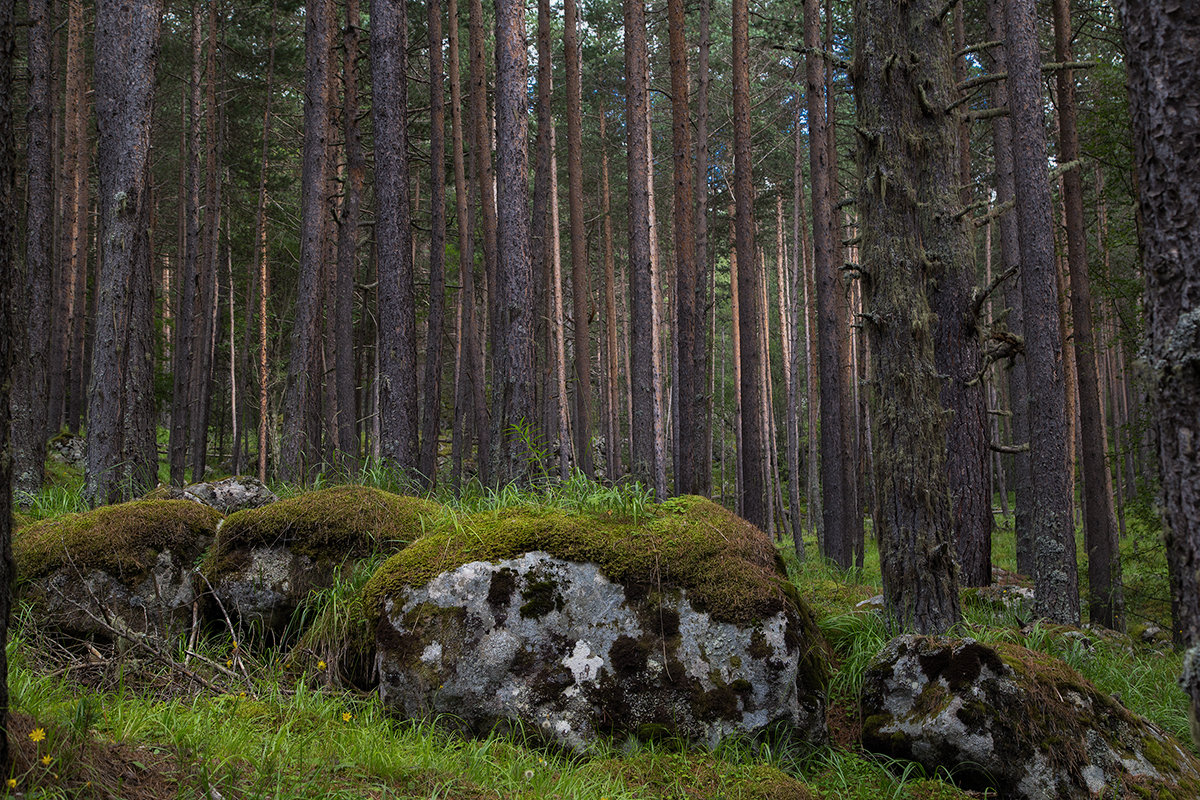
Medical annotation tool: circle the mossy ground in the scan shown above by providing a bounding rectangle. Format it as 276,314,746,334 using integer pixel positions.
204,484,442,580
13,499,223,584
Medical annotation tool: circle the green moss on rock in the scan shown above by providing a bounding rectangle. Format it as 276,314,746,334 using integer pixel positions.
363,496,829,686
15,500,223,583
205,485,440,579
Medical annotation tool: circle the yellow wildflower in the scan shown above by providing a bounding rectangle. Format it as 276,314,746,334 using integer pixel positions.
342,712,352,722
232,640,238,650
41,755,52,766
29,728,45,743
7,778,16,788
226,659,232,667
317,660,327,671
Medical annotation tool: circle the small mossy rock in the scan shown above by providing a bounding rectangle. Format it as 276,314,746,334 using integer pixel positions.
861,634,1200,799
47,432,86,467
370,498,829,752
206,485,440,636
145,476,278,514
15,500,222,641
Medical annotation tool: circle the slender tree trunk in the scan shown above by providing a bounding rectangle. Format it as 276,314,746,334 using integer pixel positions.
468,0,498,409
1052,0,1122,629
283,0,334,481
733,0,765,528
418,0,447,484
1006,0,1080,624
625,0,660,493
667,0,701,495
696,0,713,490
253,0,278,482
855,0,962,633
601,109,622,481
565,0,592,478
88,0,162,505
0,0,16,762
373,0,418,473
806,0,850,565
531,0,553,453
191,0,222,481
550,141,571,478
493,0,535,484
13,0,53,496
1117,0,1200,646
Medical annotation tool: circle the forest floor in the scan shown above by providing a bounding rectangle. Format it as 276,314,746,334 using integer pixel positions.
6,461,1192,799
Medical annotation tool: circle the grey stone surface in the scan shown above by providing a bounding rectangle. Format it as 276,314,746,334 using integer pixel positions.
862,634,1200,799
183,476,278,514
375,552,827,751
26,545,207,642
211,545,329,636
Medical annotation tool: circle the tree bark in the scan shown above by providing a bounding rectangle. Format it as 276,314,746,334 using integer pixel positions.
13,0,53,497
1005,0,1080,624
601,108,622,481
468,0,498,418
254,0,278,482
0,0,15,763
733,0,765,529
565,0,592,478
854,0,962,633
1116,0,1200,646
1053,0,1122,629
625,0,660,493
283,0,334,481
806,0,851,565
419,0,447,484
696,0,713,490
87,0,162,505
493,0,535,484
372,0,418,474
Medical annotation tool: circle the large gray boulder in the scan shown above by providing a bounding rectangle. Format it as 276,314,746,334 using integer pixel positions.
367,498,829,751
16,500,222,642
862,634,1200,799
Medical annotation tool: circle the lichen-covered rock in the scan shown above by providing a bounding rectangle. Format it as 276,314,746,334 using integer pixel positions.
368,497,829,751
15,500,222,641
147,476,278,514
205,485,440,635
47,432,86,467
861,634,1200,799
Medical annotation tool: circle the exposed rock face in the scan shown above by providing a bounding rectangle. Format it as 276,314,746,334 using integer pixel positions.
862,634,1200,799
375,549,828,751
183,476,278,514
16,500,222,641
206,485,440,636
48,433,86,467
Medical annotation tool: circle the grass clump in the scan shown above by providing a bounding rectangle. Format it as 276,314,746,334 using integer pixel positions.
205,485,442,580
14,499,222,584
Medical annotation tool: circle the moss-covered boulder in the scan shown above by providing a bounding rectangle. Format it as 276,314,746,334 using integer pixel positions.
16,500,223,641
367,497,829,751
205,485,440,636
861,634,1200,799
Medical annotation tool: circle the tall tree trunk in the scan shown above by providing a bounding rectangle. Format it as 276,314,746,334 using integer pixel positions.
284,0,334,481
854,0,962,633
1052,0,1123,629
171,3,204,485
668,0,701,495
985,0,1033,576
806,0,850,565
13,0,53,496
493,0,535,484
468,0,498,413
1117,0,1200,646
191,0,221,481
0,0,16,763
696,0,713,489
550,141,570,479
419,0,447,484
373,0,418,473
254,0,278,482
1005,0,1079,624
625,0,660,493
335,0,364,471
934,12,992,587
88,0,162,505
601,108,622,481
565,0,592,478
531,0,553,454
733,0,765,528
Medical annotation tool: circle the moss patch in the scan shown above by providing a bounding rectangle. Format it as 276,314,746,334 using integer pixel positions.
14,500,222,583
205,485,441,579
